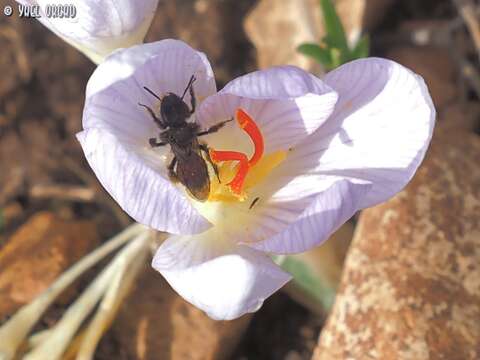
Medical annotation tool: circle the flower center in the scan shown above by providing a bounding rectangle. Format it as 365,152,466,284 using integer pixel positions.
208,108,287,202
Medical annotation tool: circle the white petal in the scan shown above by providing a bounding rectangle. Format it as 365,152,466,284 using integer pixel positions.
16,0,159,63
248,58,434,254
152,233,291,320
188,173,341,250
82,40,215,145
196,66,338,155
314,57,435,208
85,39,216,111
77,128,211,234
250,180,371,253
78,40,218,233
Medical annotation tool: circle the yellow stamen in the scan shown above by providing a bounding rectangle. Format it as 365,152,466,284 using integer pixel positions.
208,150,287,203
244,150,287,189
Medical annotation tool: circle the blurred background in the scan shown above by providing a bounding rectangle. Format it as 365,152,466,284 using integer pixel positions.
0,0,479,359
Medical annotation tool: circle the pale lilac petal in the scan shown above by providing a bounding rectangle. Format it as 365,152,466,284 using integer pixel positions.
84,39,216,137
77,40,218,233
249,58,434,254
152,233,291,320
77,128,211,234
185,174,340,249
196,66,338,154
250,180,371,253
16,0,159,62
200,171,339,247
314,58,435,207
152,230,230,270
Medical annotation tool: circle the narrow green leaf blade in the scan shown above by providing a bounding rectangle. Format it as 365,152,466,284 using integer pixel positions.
351,34,370,59
320,0,349,53
329,47,343,69
273,255,336,312
297,42,332,67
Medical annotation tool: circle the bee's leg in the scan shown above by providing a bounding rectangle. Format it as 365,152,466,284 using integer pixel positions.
197,118,233,137
199,144,220,182
189,86,196,114
139,103,166,129
168,156,179,182
181,75,197,114
149,138,167,147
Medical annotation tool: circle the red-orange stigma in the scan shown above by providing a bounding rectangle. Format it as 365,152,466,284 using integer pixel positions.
209,108,264,195
236,109,264,166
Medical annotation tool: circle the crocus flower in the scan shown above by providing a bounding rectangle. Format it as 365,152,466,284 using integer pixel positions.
77,39,435,320
16,0,158,63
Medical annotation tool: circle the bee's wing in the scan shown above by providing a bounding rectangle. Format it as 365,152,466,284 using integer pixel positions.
176,151,210,201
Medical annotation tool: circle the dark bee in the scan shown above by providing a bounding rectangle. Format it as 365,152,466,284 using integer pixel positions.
139,75,231,201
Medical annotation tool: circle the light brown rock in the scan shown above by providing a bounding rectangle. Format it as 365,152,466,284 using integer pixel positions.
244,0,324,72
313,133,480,360
97,268,252,360
0,211,99,318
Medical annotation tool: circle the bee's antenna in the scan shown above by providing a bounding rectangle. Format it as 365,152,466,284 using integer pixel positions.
181,75,196,100
143,86,162,101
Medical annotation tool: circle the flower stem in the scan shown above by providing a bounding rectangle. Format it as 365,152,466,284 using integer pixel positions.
23,231,151,360
0,223,146,360
75,237,148,359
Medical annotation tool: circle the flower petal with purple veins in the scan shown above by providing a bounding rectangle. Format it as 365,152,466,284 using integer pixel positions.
83,40,216,141
152,233,291,320
77,128,212,235
196,66,338,154
249,58,435,254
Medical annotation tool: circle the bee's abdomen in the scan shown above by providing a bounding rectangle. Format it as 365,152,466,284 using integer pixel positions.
175,151,210,201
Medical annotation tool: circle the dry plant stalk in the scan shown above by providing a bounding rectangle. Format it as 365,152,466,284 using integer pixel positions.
0,223,149,360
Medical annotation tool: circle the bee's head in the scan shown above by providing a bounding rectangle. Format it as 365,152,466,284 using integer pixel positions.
161,93,191,127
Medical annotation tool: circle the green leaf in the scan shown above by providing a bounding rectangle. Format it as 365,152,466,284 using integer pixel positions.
321,35,338,49
272,255,336,312
351,34,370,59
329,47,343,69
296,0,370,70
297,43,332,67
319,0,349,54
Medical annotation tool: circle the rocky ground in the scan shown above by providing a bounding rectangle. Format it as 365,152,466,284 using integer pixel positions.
0,0,479,359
